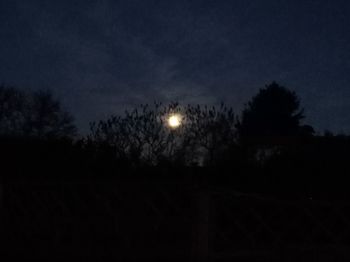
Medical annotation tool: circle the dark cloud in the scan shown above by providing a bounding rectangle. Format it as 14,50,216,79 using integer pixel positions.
1,0,350,133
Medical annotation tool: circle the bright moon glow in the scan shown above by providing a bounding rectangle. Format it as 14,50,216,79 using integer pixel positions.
168,114,182,128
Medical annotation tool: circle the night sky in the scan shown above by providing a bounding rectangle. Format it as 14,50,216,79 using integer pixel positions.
1,0,350,134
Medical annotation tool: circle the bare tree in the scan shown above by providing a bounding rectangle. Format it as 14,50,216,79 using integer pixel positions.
90,102,183,165
0,85,76,139
25,90,76,138
0,86,26,136
184,103,237,165
89,102,238,166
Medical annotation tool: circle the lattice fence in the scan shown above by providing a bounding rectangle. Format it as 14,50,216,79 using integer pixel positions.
1,179,350,261
209,190,350,261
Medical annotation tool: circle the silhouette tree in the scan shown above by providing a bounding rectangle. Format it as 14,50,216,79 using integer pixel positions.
0,85,26,136
237,82,314,146
184,103,237,165
90,102,184,166
89,102,239,166
25,90,76,138
0,85,76,138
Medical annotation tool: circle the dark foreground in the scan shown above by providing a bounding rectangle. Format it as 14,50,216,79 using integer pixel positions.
2,173,350,261
1,136,350,261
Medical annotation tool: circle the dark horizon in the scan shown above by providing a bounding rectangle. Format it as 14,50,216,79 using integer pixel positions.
1,0,350,133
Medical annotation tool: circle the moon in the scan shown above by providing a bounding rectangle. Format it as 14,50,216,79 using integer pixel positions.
168,114,182,128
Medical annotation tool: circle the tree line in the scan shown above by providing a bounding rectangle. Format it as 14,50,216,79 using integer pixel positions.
1,82,350,198
0,82,316,165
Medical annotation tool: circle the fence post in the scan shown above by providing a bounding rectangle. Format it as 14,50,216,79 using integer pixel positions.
192,187,210,262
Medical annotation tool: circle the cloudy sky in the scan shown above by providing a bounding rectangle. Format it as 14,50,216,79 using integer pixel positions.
1,0,350,133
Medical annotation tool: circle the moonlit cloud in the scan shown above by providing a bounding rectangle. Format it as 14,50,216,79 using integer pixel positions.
1,0,350,133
